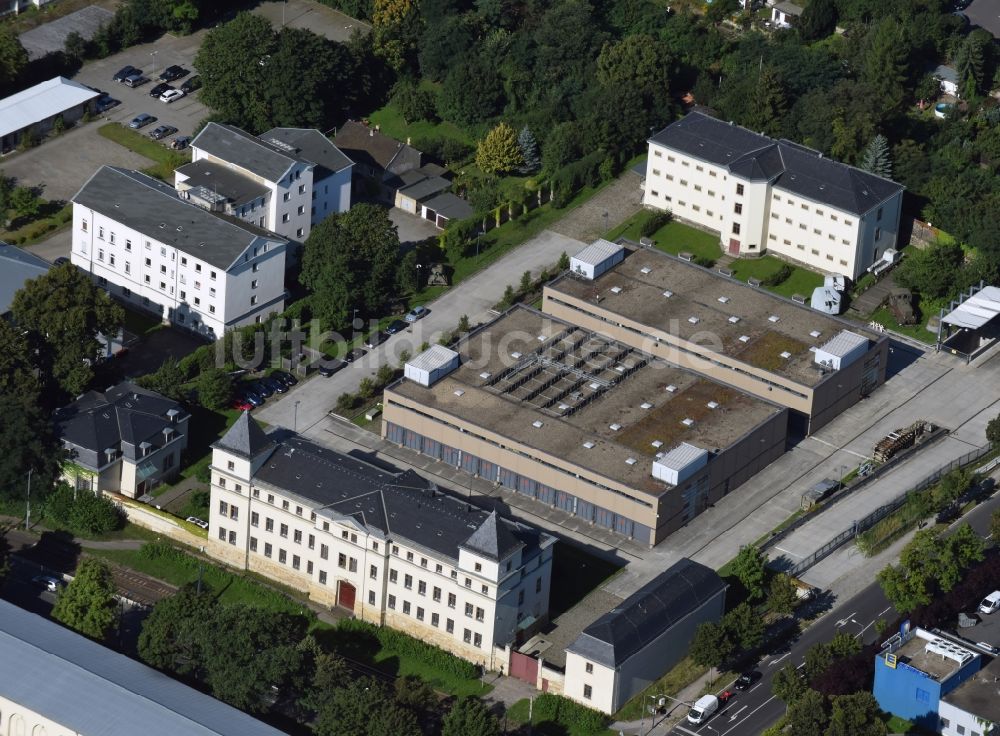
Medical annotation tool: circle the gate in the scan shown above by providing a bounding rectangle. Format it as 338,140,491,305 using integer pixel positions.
509,650,539,685
337,581,356,611
728,238,741,255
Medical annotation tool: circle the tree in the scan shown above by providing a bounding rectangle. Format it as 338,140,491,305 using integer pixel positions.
954,32,988,98
861,135,892,179
497,285,516,310
787,688,829,736
769,573,798,616
370,704,422,736
316,678,388,736
457,314,471,333
894,241,965,300
301,205,401,331
0,319,42,400
138,583,218,675
987,414,1000,447
299,641,351,715
0,28,28,95
438,54,504,126
9,186,40,221
798,0,837,40
44,485,125,536
197,368,234,410
52,558,119,641
396,249,419,294
0,393,63,505
519,270,532,293
804,641,834,682
394,674,437,715
518,126,541,174
475,122,523,176
335,393,355,414
724,601,765,651
773,663,807,704
138,357,186,401
732,544,768,600
991,509,1000,544
358,377,376,400
11,263,124,396
689,620,735,670
558,252,570,270
877,563,930,613
442,696,500,736
825,692,887,736
542,122,580,172
859,20,909,117
64,30,88,61
933,469,972,511
392,82,437,123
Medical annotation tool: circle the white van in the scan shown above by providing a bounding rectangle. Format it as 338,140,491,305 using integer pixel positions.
979,591,1000,614
687,694,720,725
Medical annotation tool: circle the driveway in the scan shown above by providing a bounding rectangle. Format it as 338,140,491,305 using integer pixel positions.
549,171,644,242
390,207,440,246
252,0,370,41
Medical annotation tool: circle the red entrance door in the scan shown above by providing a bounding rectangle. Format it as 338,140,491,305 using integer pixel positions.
509,651,539,684
337,581,356,610
728,238,741,255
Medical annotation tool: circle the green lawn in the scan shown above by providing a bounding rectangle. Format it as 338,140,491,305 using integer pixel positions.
605,210,722,264
0,202,72,246
867,306,936,344
506,696,612,736
729,255,824,298
368,101,473,147
89,543,310,614
97,123,191,180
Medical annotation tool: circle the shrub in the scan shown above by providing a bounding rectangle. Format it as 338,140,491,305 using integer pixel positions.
530,693,607,733
641,210,673,237
44,485,125,536
762,264,793,287
337,618,478,678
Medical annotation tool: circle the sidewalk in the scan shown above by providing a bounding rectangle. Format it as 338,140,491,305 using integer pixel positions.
610,668,722,735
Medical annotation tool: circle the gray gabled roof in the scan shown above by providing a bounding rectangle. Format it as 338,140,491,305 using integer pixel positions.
0,242,50,315
175,159,271,208
261,127,353,180
461,511,525,561
72,167,285,271
212,411,275,460
192,122,303,183
421,192,474,221
0,600,288,736
566,558,727,668
649,112,903,216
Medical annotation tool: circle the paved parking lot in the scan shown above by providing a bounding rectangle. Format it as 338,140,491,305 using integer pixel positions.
18,5,114,60
253,0,370,41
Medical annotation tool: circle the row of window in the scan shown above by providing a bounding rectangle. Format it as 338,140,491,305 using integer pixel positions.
386,596,484,647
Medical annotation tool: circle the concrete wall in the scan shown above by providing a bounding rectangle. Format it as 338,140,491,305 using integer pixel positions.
808,336,888,433
939,698,995,736
0,695,79,736
312,166,352,224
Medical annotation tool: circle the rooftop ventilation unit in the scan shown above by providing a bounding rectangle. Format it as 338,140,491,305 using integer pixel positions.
625,457,637,466
537,335,547,341
780,351,792,359
718,296,731,304
640,402,653,409
651,440,663,448
728,316,740,323
810,330,822,338
479,372,491,380
558,403,569,411
688,316,700,324
589,382,601,390
681,418,695,427
663,290,674,298
610,286,623,294
582,441,596,449
454,389,465,397
532,420,544,428
769,315,780,323
640,267,652,274
610,423,622,431
739,335,751,343
614,364,625,372
707,401,719,409
511,351,522,359
665,384,677,392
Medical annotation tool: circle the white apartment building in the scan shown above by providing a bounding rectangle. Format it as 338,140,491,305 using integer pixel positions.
72,166,288,339
643,112,904,279
177,123,352,242
207,413,556,667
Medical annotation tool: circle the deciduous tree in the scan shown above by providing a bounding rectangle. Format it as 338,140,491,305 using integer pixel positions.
0,28,28,95
442,696,500,736
138,583,217,675
724,601,765,651
769,573,798,616
987,414,1000,447
52,558,119,641
825,692,887,736
798,0,837,40
0,395,63,505
197,368,233,410
690,620,735,670
731,544,768,600
772,663,807,704
787,688,829,736
475,122,523,176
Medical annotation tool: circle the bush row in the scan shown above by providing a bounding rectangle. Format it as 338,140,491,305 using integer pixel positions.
44,484,125,536
337,618,479,679
530,693,608,734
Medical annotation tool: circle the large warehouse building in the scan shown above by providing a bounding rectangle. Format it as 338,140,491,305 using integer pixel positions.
382,306,788,547
544,244,888,434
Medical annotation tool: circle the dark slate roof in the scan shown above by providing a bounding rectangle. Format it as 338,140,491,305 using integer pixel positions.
649,112,903,215
0,242,49,315
213,411,275,460
566,558,727,668
422,192,474,221
55,382,187,468
461,511,524,561
0,600,287,736
261,127,353,181
192,123,301,182
334,121,422,173
72,167,286,270
397,175,451,202
252,432,547,561
175,159,271,207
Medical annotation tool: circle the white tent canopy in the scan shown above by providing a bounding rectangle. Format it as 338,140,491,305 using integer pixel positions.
941,286,1000,330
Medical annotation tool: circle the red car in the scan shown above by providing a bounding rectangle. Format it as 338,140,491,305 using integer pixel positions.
231,397,253,411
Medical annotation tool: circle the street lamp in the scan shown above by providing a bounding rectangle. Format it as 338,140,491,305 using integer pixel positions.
476,230,484,257
294,400,301,433
25,467,32,530
150,50,158,74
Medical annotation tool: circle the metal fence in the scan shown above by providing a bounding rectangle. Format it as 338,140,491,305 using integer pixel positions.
788,445,993,578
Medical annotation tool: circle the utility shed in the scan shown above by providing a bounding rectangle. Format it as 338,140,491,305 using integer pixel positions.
404,345,460,387
651,442,709,486
814,330,869,370
570,239,625,280
563,558,727,714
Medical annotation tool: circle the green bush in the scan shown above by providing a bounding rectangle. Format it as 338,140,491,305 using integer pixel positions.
530,693,608,733
641,211,674,237
762,264,793,287
44,485,125,536
337,618,479,679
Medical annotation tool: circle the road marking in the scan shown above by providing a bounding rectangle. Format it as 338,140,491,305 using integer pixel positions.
878,606,892,616
804,435,869,459
729,705,748,721
767,652,790,666
835,612,857,626
672,725,700,735
716,695,779,736
774,545,802,558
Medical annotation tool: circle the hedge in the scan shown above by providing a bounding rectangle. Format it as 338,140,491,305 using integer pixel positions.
530,693,608,733
337,618,479,679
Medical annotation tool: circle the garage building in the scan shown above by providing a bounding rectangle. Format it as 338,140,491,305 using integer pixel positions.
0,76,98,155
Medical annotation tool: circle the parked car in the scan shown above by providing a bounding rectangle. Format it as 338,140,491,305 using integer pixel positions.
148,82,171,98
113,65,139,82
180,75,201,93
149,125,178,140
96,94,120,112
128,113,156,129
734,672,758,691
53,256,69,266
385,319,408,335
272,370,298,387
231,397,254,411
186,516,209,529
687,695,719,725
980,591,1000,615
160,88,185,104
158,64,188,82
170,135,192,150
344,348,367,363
241,388,264,407
260,376,287,394
318,359,346,377
364,331,388,349
123,74,149,88
405,305,428,323
32,575,64,592
250,380,273,398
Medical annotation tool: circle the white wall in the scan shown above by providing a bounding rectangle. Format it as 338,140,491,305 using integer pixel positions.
939,699,994,736
565,652,618,714
0,695,79,736
312,166,352,225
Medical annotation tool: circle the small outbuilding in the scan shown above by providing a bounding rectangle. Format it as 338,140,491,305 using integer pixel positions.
0,76,99,155
934,64,961,98
771,0,803,26
404,345,461,387
570,239,625,280
563,558,727,714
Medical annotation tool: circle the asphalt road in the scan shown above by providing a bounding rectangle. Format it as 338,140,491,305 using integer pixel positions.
660,488,1000,736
